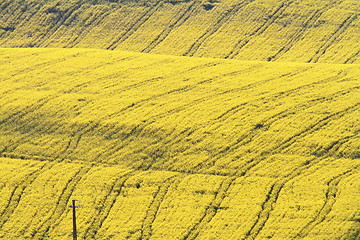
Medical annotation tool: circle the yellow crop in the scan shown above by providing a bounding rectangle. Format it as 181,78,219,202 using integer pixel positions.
0,0,359,63
0,48,359,239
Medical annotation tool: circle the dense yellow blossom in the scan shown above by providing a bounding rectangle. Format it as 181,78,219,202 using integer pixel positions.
0,0,359,63
0,48,359,239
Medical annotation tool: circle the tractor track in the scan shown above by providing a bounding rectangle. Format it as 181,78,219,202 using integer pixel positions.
308,13,358,63
242,156,332,240
182,176,236,240
270,0,344,61
34,166,92,239
139,174,182,240
0,162,54,229
191,70,356,171
84,170,136,239
226,0,294,59
36,2,84,47
294,168,359,238
184,0,255,56
106,1,164,50
142,1,201,53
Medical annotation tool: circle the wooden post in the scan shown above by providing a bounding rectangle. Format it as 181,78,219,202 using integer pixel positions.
71,200,78,240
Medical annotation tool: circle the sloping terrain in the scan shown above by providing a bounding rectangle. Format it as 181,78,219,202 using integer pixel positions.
0,0,359,63
0,48,359,239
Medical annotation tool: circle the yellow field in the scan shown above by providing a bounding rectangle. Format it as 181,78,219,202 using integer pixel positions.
0,0,359,63
0,48,359,239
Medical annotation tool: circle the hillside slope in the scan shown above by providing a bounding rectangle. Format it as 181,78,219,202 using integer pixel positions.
0,0,359,63
0,48,359,239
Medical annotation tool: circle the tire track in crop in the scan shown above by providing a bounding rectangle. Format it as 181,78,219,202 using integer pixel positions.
0,162,53,229
191,69,351,171
312,134,357,159
103,62,239,120
270,0,343,61
100,66,260,165
0,95,63,156
214,66,314,120
83,170,136,239
120,66,324,171
42,55,138,94
215,68,353,122
184,0,255,57
308,13,358,63
55,121,100,162
139,174,181,240
99,61,221,96
344,49,360,64
233,100,360,177
0,49,89,83
36,2,84,47
3,2,43,46
66,7,116,48
225,90,359,175
294,169,358,239
275,103,360,154
243,156,331,240
106,1,164,50
0,1,22,39
1,121,61,159
34,166,92,239
182,176,236,239
226,0,293,59
0,96,55,129
65,63,223,162
0,1,27,39
142,1,200,53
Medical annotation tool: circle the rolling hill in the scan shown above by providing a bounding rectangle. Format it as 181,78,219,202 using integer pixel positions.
0,48,359,239
0,0,359,63
0,0,360,239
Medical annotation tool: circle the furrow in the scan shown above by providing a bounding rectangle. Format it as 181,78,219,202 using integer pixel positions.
0,162,53,229
294,169,358,239
214,66,314,120
243,156,328,240
184,0,255,56
66,7,116,48
274,103,360,153
83,170,136,239
344,49,360,64
34,166,92,239
226,0,293,59
182,177,236,240
56,122,100,162
36,2,84,47
0,96,56,131
106,1,164,50
234,100,360,175
142,1,200,53
1,121,61,158
139,174,181,240
308,13,358,63
104,64,242,120
193,71,353,171
0,49,88,83
270,0,342,61
0,1,27,39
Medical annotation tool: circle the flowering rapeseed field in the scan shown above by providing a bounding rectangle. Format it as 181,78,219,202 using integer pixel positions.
0,0,359,63
0,48,359,239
